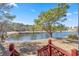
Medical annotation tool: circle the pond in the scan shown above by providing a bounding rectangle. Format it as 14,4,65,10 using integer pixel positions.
5,32,78,42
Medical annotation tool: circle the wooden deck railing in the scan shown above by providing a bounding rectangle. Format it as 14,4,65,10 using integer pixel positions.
37,39,78,56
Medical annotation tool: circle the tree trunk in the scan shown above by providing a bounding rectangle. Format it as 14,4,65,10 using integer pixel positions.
48,30,52,38
49,31,52,38
0,24,5,42
48,23,52,38
50,32,52,37
1,33,5,42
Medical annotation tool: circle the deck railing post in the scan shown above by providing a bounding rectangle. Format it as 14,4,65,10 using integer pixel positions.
71,48,78,56
37,39,78,56
48,39,52,56
37,50,39,56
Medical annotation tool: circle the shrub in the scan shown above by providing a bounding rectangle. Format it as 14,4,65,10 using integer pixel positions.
67,34,78,41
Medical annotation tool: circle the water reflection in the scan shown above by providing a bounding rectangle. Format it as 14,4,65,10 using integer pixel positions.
6,32,77,42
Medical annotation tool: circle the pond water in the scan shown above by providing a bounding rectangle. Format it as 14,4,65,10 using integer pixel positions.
6,32,78,42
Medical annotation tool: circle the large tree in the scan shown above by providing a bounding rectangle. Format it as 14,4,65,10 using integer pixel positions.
0,3,16,42
34,3,69,37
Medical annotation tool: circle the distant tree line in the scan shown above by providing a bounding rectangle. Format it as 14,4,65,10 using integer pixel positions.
0,22,68,32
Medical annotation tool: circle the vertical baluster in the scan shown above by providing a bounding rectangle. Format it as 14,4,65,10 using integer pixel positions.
48,39,52,56
71,48,77,56
37,50,39,56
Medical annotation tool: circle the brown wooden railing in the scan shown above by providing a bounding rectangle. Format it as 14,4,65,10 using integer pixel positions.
37,39,78,56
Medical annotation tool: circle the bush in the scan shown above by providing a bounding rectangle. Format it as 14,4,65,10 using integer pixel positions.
67,34,78,41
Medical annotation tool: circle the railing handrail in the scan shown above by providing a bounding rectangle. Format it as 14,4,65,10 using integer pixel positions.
37,39,78,56
48,44,71,56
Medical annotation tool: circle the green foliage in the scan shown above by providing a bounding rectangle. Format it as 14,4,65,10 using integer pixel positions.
0,32,7,38
9,23,33,31
51,25,67,31
0,3,16,42
34,3,69,37
4,13,16,20
0,3,16,21
67,34,78,41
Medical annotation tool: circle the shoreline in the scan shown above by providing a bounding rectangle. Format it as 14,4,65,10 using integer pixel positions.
6,31,77,35
2,38,78,54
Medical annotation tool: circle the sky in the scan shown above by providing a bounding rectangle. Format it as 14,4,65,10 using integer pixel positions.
11,3,78,27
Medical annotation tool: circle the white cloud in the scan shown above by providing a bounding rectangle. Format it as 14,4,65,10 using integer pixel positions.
9,3,18,8
67,11,78,16
66,12,72,16
3,11,8,13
